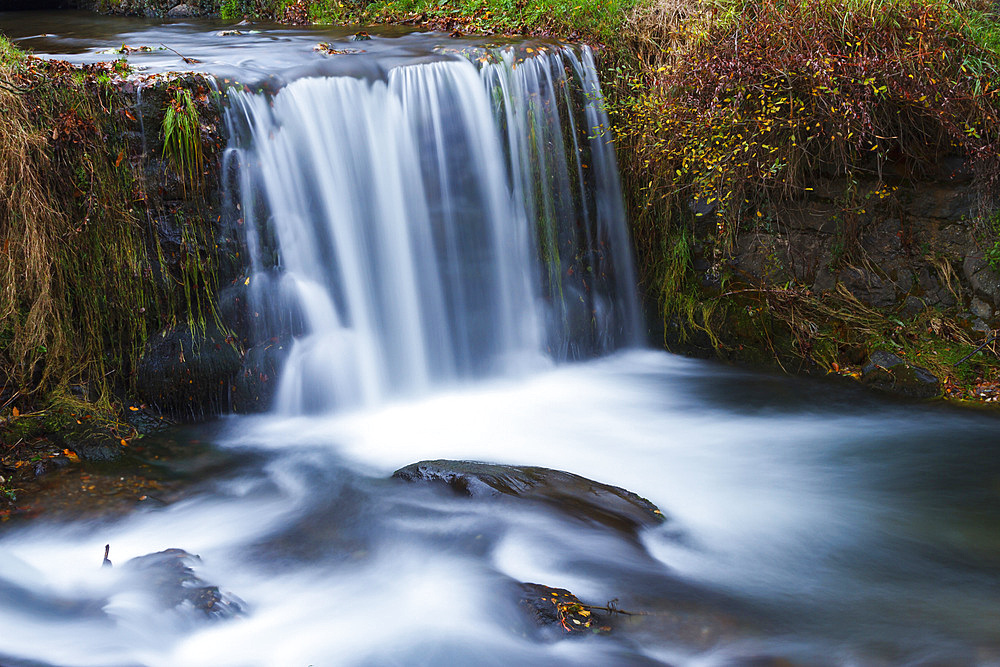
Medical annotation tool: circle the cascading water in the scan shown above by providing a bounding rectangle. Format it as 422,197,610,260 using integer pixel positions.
6,19,1000,667
224,46,641,413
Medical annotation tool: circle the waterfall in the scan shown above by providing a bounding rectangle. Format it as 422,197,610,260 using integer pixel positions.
224,45,640,414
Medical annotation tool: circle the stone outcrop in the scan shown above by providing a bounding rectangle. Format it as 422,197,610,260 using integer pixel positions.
392,459,668,535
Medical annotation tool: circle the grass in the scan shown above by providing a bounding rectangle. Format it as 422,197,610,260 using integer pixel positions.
0,37,152,410
162,86,204,191
0,36,225,420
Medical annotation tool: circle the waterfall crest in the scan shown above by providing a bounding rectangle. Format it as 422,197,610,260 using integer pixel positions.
225,46,640,414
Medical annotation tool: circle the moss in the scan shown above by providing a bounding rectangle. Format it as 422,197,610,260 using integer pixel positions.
0,38,226,421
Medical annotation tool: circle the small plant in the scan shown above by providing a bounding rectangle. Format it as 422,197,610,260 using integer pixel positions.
0,484,15,503
220,0,242,20
161,86,203,190
977,209,1000,272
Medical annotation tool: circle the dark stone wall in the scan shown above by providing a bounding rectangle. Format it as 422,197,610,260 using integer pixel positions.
686,161,999,333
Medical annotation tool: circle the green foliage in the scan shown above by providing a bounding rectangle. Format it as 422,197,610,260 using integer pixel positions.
0,38,225,416
221,0,241,18
162,86,203,191
608,0,1000,365
0,37,158,407
220,0,287,19
978,208,1000,272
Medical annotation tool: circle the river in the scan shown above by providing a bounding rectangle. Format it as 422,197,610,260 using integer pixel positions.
1,11,1000,667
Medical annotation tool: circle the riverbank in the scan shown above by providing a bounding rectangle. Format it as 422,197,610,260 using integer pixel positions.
0,34,234,507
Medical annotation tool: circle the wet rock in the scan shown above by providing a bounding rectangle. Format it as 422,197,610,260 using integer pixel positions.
970,297,994,321
230,338,291,413
900,295,927,318
907,186,976,220
122,405,173,436
166,4,196,17
392,460,667,534
837,266,898,308
136,322,241,419
861,350,941,399
518,583,609,638
50,423,127,463
122,548,244,619
916,266,958,308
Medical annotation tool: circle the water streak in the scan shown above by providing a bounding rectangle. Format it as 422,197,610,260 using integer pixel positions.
224,46,640,414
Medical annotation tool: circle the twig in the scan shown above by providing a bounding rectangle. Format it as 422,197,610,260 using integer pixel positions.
3,438,25,456
954,334,997,367
159,44,201,65
0,391,20,413
0,79,36,95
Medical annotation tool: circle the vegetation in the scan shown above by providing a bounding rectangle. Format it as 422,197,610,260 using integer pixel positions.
9,0,1000,413
0,37,157,412
616,0,1000,254
0,36,225,427
604,0,1000,397
162,86,204,191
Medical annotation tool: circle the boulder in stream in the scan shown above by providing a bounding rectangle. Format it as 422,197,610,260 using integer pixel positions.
392,460,667,535
122,548,244,619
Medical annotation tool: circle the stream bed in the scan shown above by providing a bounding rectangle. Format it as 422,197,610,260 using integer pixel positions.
3,353,1000,665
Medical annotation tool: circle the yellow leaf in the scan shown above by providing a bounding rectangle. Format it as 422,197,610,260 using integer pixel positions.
128,405,139,411
120,439,128,447
244,276,251,285
11,407,19,417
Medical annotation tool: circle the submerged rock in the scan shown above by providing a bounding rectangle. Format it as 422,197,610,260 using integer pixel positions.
392,460,667,534
48,416,135,463
123,548,244,619
861,350,941,399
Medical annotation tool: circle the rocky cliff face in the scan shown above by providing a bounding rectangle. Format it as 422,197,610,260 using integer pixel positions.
712,169,996,330
660,157,1000,401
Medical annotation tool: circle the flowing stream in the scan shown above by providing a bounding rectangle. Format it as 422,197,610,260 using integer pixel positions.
3,13,1000,667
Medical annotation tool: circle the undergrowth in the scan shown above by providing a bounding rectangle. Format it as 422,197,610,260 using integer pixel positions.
608,0,1000,385
0,37,223,417
0,37,155,411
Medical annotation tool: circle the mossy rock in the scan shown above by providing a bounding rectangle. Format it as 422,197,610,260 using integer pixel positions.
862,350,941,399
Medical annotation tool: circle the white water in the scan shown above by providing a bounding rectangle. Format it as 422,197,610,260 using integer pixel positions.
225,47,640,414
3,37,1000,667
